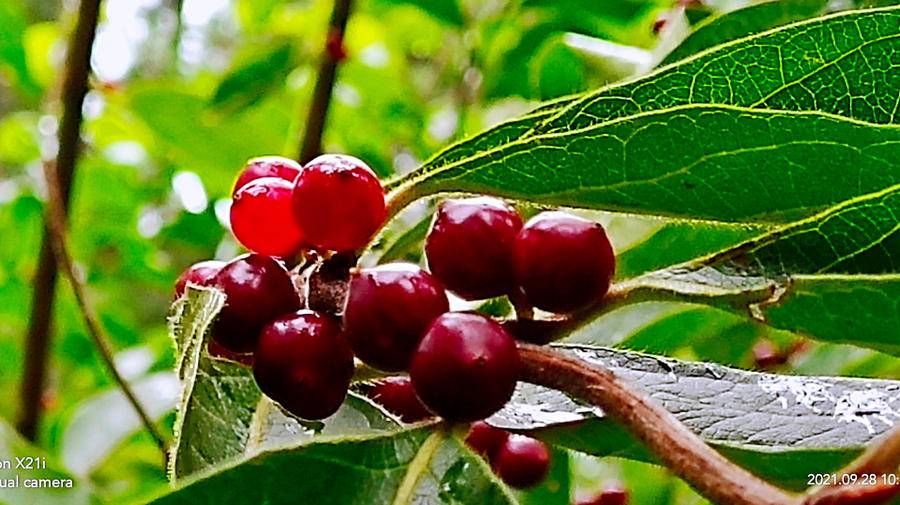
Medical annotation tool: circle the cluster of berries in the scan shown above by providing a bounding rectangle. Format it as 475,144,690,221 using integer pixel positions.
174,153,616,489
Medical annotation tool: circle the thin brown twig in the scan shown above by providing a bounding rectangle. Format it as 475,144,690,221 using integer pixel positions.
18,0,102,441
19,0,168,454
516,342,799,505
42,161,169,453
298,0,353,163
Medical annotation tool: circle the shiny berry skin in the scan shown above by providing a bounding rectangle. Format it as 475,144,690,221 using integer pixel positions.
465,421,509,459
211,254,300,353
493,435,551,489
425,197,523,300
233,156,301,196
344,263,449,371
174,260,224,298
410,312,519,422
253,310,354,420
207,339,254,367
292,154,386,252
230,177,306,257
367,376,432,423
513,212,615,313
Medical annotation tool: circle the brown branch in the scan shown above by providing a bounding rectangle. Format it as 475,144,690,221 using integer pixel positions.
516,343,799,505
18,0,168,454
298,0,353,163
42,160,168,453
17,0,102,441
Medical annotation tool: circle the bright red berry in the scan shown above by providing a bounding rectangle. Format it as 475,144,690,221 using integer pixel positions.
410,312,519,422
211,254,300,353
344,263,449,371
233,156,301,196
425,197,523,300
174,260,224,298
367,376,432,423
230,177,306,257
493,435,550,489
513,212,615,313
253,310,354,420
465,421,509,459
292,154,386,252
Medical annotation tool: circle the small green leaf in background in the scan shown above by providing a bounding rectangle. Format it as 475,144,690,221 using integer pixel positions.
209,42,295,114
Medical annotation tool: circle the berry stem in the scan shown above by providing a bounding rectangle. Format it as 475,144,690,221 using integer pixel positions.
297,0,353,163
516,343,798,505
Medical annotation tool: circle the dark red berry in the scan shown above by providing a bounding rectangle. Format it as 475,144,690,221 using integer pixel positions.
292,154,386,252
513,212,615,313
211,254,300,353
576,487,628,505
410,312,519,422
493,435,550,489
253,310,354,420
174,260,224,298
425,197,523,300
207,339,254,366
465,421,509,459
233,156,301,196
367,376,432,422
230,177,306,257
344,263,449,371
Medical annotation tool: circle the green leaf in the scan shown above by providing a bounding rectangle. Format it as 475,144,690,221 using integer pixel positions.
494,344,900,489
0,3,42,100
169,287,400,480
209,42,295,114
0,420,94,505
152,428,517,505
129,85,292,195
616,182,900,354
389,7,900,218
662,0,829,65
389,105,900,223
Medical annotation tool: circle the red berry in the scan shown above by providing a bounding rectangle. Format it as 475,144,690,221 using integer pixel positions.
207,339,254,366
577,487,628,505
211,254,301,353
367,376,432,423
465,421,509,459
425,197,523,300
410,312,519,422
253,310,354,420
174,260,224,298
233,156,301,196
325,29,348,62
513,212,615,313
493,435,550,489
292,154,386,252
230,177,306,257
344,263,449,371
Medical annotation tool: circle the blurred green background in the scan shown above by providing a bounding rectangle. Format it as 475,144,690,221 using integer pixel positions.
2,0,899,503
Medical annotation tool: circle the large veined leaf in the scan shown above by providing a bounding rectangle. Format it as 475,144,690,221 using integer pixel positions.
390,105,900,223
661,0,829,65
153,427,517,505
169,287,400,481
490,344,900,489
613,182,900,354
389,7,900,219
